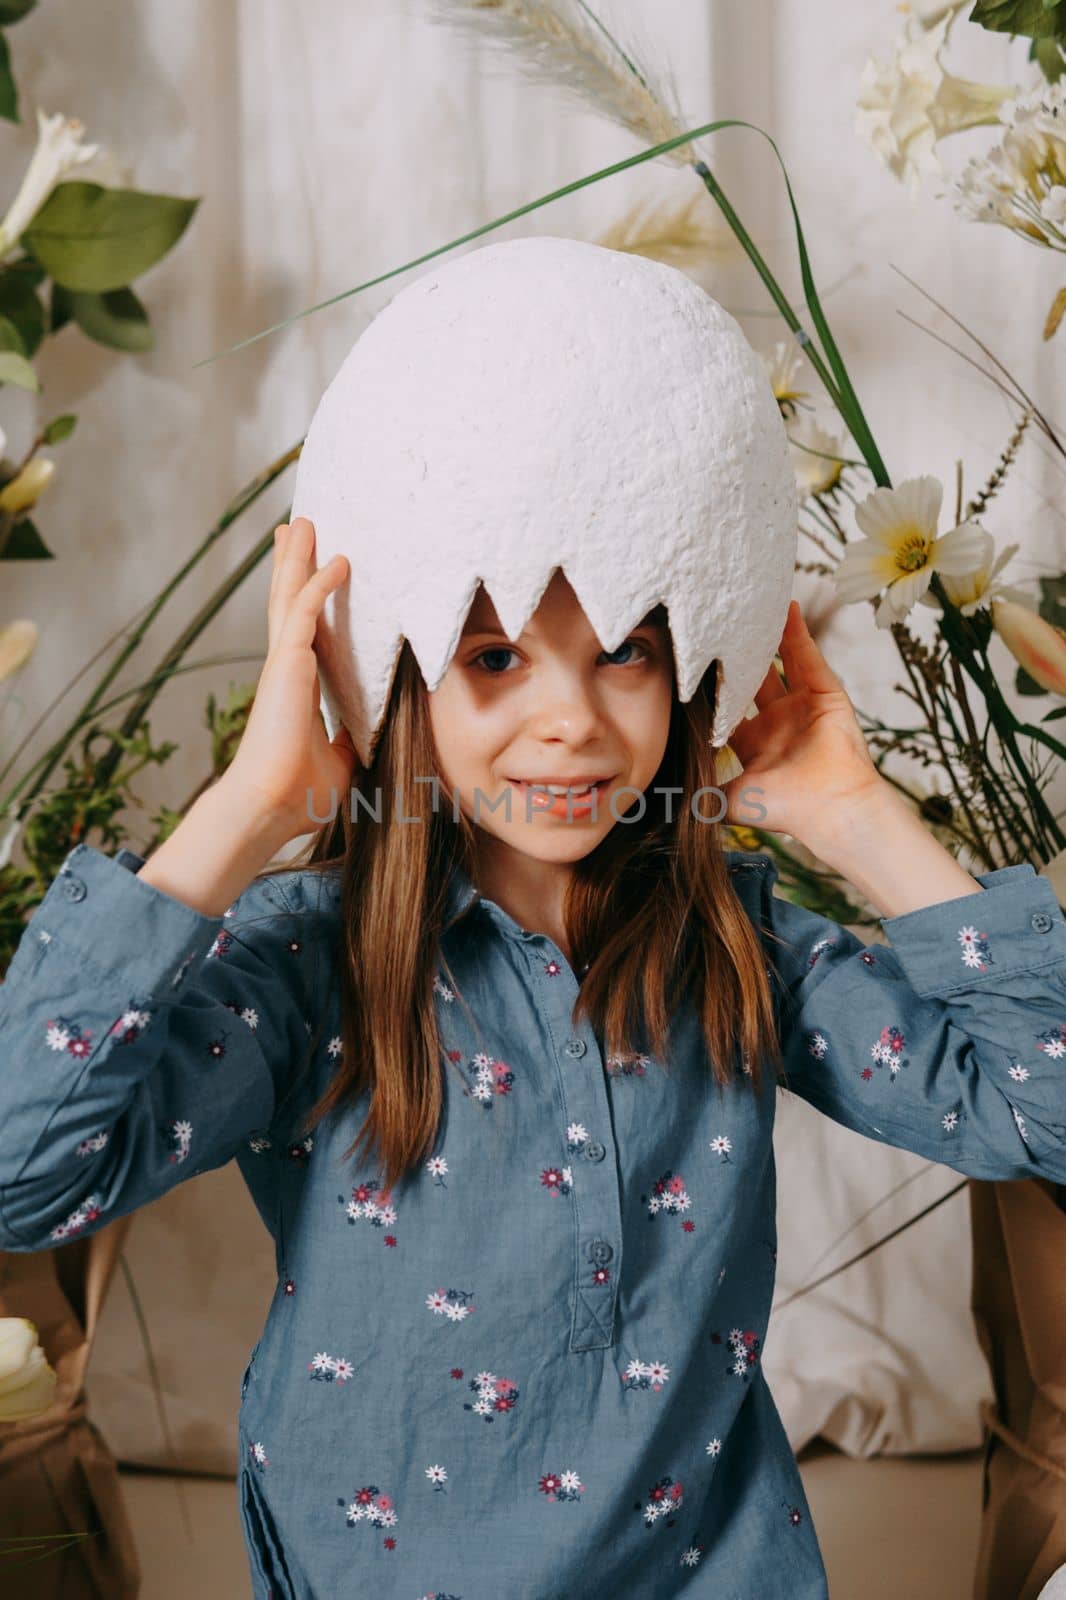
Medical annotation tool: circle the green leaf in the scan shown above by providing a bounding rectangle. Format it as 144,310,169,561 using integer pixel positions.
42,413,76,445
0,348,37,388
49,281,72,335
1041,702,1066,720
0,310,25,354
0,30,18,123
68,286,153,351
1015,664,1048,695
1031,35,1066,76
23,183,199,292
0,516,51,557
969,0,1066,38
0,268,45,355
0,1,37,22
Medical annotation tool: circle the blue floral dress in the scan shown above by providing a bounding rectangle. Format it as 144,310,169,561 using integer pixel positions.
1,841,1064,1598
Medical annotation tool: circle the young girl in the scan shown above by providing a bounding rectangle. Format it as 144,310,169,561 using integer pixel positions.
1,517,1065,1600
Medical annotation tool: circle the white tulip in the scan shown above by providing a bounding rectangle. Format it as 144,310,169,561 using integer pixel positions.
0,618,39,682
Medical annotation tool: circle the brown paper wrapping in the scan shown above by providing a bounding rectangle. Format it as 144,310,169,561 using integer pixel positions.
970,1177,1066,1600
0,1218,140,1599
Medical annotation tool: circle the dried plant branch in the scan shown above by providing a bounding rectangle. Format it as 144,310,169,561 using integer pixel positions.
964,407,1034,521
593,188,734,271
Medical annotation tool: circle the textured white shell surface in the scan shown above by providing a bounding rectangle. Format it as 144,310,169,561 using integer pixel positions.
290,234,798,767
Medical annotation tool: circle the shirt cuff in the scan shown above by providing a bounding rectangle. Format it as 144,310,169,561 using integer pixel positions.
26,841,224,999
880,863,1066,998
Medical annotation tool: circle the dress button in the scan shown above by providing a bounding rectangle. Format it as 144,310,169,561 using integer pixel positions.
1031,910,1053,933
584,1237,613,1264
585,1140,606,1162
62,874,87,902
564,1038,587,1058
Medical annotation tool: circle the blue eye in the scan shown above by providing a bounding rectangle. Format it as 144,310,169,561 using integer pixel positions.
472,640,649,675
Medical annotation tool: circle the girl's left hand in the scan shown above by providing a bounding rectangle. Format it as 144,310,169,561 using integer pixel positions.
718,600,887,847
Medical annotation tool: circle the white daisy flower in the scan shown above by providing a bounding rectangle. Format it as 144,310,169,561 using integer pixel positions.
1008,1063,1031,1083
681,1545,703,1567
241,1007,259,1030
45,1023,71,1052
942,1110,959,1132
443,1301,470,1321
709,1135,732,1157
426,1464,447,1483
559,1470,582,1492
567,1122,588,1145
706,1437,722,1457
426,1156,448,1176
327,1035,343,1057
833,477,990,628
426,1291,448,1315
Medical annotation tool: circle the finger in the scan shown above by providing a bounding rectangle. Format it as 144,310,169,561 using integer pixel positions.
281,554,349,648
269,521,317,645
751,656,786,712
777,600,843,695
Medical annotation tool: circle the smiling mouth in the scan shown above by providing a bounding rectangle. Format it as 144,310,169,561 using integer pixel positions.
504,777,615,813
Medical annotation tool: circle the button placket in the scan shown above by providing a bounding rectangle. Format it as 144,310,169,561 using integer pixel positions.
527,939,623,1354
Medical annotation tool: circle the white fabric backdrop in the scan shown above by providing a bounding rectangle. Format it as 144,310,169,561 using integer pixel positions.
3,0,1062,1470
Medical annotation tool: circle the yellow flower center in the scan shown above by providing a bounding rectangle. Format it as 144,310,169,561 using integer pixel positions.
895,532,929,574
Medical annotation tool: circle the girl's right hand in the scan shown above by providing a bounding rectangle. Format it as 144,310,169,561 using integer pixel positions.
222,516,359,842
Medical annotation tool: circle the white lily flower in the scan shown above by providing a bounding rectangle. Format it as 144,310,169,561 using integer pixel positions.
786,410,845,500
832,475,990,628
916,530,1032,616
856,14,1016,192
991,597,1066,697
0,1317,57,1422
0,618,38,682
0,108,101,257
0,457,55,516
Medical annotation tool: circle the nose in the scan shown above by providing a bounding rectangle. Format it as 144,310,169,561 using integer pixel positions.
524,662,609,746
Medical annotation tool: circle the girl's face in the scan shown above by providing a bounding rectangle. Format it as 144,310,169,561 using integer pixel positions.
427,571,675,871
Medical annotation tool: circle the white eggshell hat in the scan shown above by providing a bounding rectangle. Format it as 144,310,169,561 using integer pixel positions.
291,234,798,768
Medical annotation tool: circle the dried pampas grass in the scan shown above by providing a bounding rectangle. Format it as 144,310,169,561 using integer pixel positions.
424,0,696,165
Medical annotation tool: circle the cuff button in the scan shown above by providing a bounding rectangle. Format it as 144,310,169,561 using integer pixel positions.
61,874,87,902
1031,910,1053,933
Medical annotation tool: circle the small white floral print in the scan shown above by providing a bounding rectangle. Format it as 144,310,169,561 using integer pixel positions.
308,1351,353,1385
706,1437,722,1458
248,1135,272,1154
44,1015,93,1059
433,974,455,1002
339,1484,398,1534
327,1034,343,1058
716,1327,760,1379
109,1006,151,1045
806,1031,828,1061
680,1545,705,1567
639,1475,684,1528
425,1463,448,1491
425,1155,449,1187
288,1134,314,1162
1011,1104,1030,1144
463,1369,519,1420
50,1193,102,1241
76,1130,109,1157
1008,1063,1031,1083
164,1119,192,1164
958,925,993,972
539,1469,585,1502
222,1001,259,1030
942,1110,960,1132
566,1122,588,1150
339,1178,397,1240
620,1358,670,1394
1035,1025,1066,1059
643,1170,691,1225
249,1441,268,1470
465,1051,516,1103
426,1288,476,1322
708,1135,733,1162
539,1164,573,1198
861,1024,910,1084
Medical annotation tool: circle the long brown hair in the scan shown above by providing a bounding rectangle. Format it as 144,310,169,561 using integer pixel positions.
261,629,782,1194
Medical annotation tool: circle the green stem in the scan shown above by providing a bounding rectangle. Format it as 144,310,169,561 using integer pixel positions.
1,447,298,819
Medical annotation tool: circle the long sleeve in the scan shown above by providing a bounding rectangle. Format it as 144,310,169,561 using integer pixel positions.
0,841,316,1252
750,853,1066,1181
